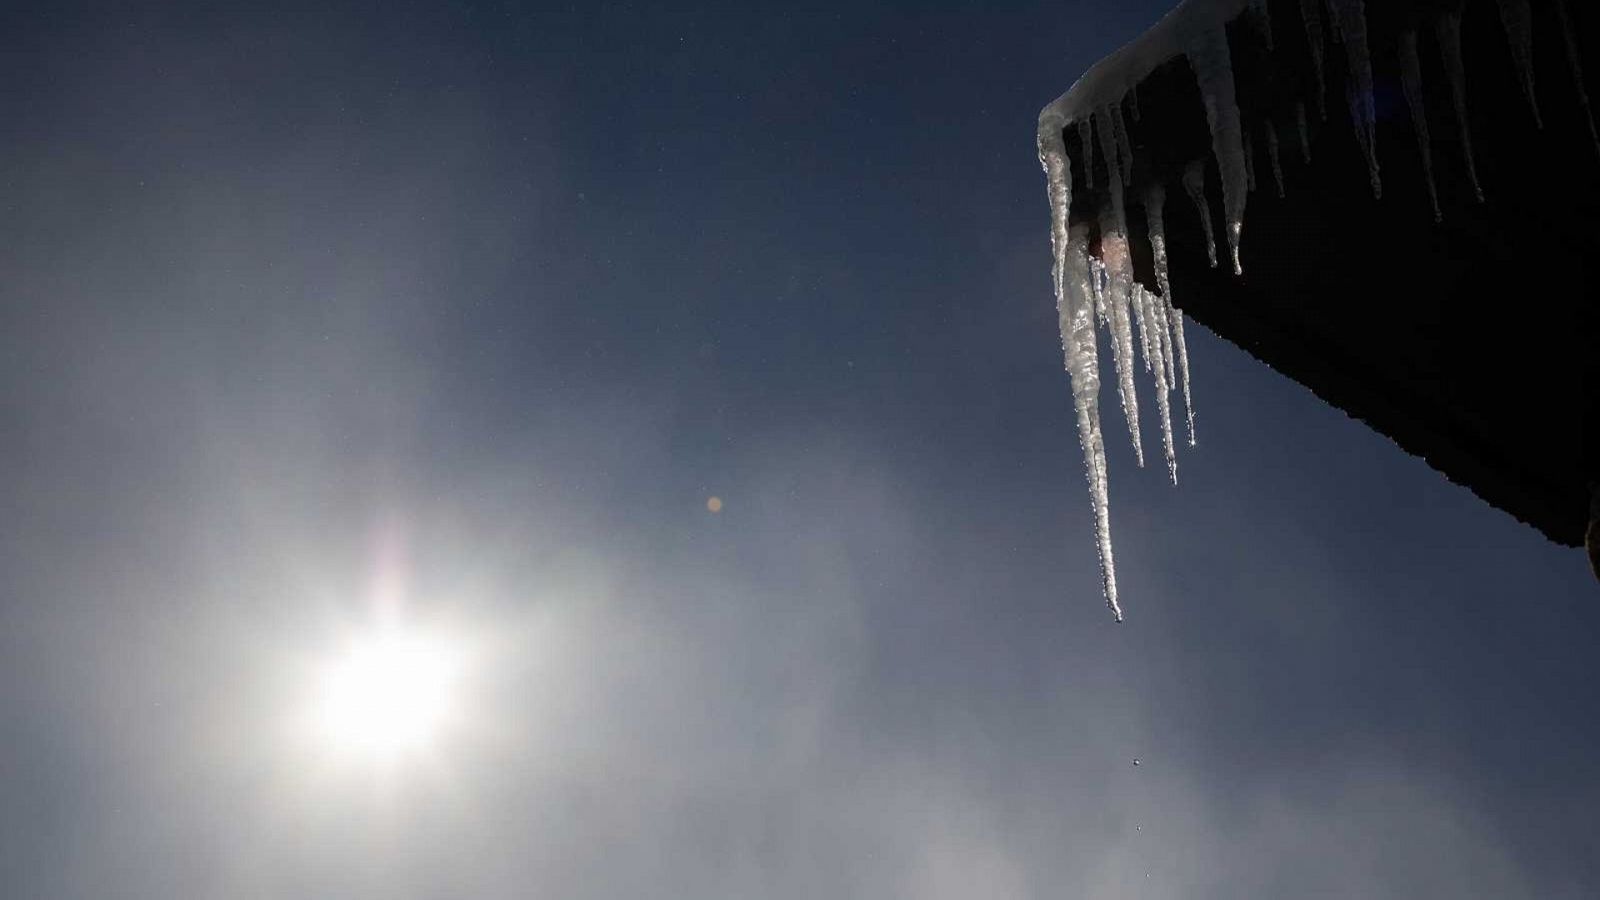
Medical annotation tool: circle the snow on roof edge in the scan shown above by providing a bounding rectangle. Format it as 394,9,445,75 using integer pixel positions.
1038,0,1250,130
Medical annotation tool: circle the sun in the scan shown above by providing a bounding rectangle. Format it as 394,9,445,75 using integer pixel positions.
315,626,460,762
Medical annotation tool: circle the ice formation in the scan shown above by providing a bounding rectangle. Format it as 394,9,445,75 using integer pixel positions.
1078,119,1096,189
1101,222,1145,471
1135,281,1179,484
1090,255,1108,325
1436,10,1486,202
1182,160,1218,269
1243,128,1258,193
1035,0,1594,616
1112,104,1136,187
1295,101,1311,163
1330,0,1380,198
1497,0,1543,128
1144,183,1195,449
1554,0,1600,157
1186,21,1249,275
1093,105,1146,469
1399,30,1442,222
1265,121,1286,198
1300,0,1327,119
1248,0,1273,52
1037,117,1119,619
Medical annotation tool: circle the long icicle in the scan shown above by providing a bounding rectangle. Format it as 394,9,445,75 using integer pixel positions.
1182,160,1219,269
1145,276,1177,383
1244,127,1258,193
1112,102,1135,188
1330,0,1381,198
1185,23,1249,275
1091,256,1109,326
1300,0,1328,120
1136,282,1178,484
1296,100,1312,163
1170,306,1195,449
1147,280,1177,398
1554,0,1600,158
1132,265,1155,375
1265,121,1286,198
1399,29,1442,221
1249,0,1274,52
1496,0,1543,128
1067,227,1119,620
1078,118,1096,190
1039,119,1120,619
1144,285,1180,463
1145,182,1194,449
1095,106,1145,467
1436,10,1486,202
1142,185,1176,381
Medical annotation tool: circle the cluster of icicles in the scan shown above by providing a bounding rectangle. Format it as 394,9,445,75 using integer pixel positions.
1038,0,1597,620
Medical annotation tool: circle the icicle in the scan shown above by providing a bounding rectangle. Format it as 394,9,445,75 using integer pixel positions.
1144,182,1194,450
1112,102,1135,187
1146,293,1178,463
1329,0,1380,198
1399,30,1442,222
1078,118,1096,190
1436,11,1486,202
1040,121,1069,299
1145,282,1176,393
1496,0,1543,129
1135,283,1178,484
1092,107,1143,465
1095,105,1128,224
1129,83,1142,122
1141,185,1177,381
1068,226,1119,620
1243,127,1257,192
1182,160,1218,269
1142,285,1176,481
1265,122,1285,198
1131,278,1156,374
1171,306,1195,448
1295,101,1312,163
1143,184,1170,301
1039,119,1072,308
1300,0,1328,120
1554,0,1600,158
1040,120,1121,618
1090,256,1107,326
1249,0,1274,52
1096,202,1145,466
1185,24,1248,275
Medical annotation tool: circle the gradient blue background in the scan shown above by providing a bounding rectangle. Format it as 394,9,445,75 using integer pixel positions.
1,1,1595,896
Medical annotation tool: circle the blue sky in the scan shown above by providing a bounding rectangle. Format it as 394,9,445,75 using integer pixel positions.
1,1,1596,896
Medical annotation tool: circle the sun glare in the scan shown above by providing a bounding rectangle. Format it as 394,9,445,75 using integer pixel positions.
316,627,460,761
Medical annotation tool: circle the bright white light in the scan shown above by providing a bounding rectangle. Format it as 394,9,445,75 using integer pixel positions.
316,628,459,761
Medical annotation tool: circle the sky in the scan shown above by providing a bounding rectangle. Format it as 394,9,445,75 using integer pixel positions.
1,1,1597,897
